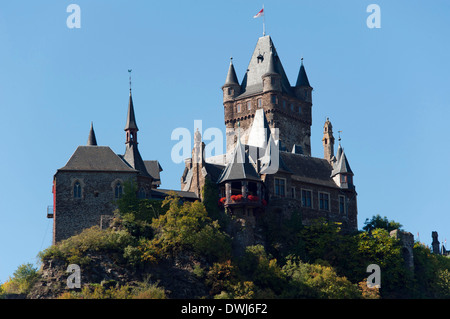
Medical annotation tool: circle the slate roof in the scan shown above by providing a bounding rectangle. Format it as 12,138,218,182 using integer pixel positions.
217,138,261,183
224,59,239,86
151,188,198,200
144,160,163,186
295,62,311,87
125,91,138,131
238,35,293,98
331,145,353,177
279,152,339,188
121,144,153,179
87,122,97,146
59,146,137,172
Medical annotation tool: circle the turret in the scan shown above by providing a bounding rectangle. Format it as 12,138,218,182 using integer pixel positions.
295,58,312,103
331,143,354,189
222,57,240,102
322,118,335,162
87,122,97,146
262,48,281,93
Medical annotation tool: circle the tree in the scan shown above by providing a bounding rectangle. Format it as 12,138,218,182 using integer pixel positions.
140,194,232,263
362,214,402,233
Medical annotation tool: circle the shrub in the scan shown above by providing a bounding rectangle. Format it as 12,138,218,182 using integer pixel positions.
1,263,39,296
39,226,135,266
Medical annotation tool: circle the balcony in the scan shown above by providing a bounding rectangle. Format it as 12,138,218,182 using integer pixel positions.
47,205,54,218
219,195,267,208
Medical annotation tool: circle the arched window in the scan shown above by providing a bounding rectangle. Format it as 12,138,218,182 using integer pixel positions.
115,182,123,199
73,181,82,199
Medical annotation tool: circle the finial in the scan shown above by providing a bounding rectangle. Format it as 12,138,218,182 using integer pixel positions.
301,57,304,65
338,130,342,143
128,69,132,92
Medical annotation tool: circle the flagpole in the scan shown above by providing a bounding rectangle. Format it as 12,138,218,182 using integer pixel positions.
263,4,266,36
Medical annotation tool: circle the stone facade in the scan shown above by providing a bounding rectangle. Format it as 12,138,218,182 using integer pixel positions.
182,34,359,240
52,170,137,243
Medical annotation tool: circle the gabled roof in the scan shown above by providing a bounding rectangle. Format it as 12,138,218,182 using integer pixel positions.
217,138,261,183
238,35,292,98
144,160,163,186
59,146,136,172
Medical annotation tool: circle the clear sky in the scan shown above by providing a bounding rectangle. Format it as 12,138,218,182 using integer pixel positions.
1,0,449,283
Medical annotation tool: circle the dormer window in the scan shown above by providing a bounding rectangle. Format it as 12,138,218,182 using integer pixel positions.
257,54,264,63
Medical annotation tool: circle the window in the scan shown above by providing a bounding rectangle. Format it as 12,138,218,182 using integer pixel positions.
298,106,302,114
228,87,233,95
290,103,294,111
237,104,241,113
257,98,262,108
115,182,123,199
274,178,286,197
301,189,312,208
339,195,346,215
247,101,252,110
271,95,278,104
282,100,286,109
319,192,330,211
340,175,352,184
73,181,82,199
291,187,296,198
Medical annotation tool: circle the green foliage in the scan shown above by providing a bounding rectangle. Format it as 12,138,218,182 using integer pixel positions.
201,177,229,228
58,281,166,299
0,263,39,296
363,214,402,233
282,256,361,299
412,242,450,298
140,194,232,263
39,226,134,266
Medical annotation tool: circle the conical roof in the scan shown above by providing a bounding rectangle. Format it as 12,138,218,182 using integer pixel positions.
238,35,292,98
87,122,97,146
331,146,353,177
224,58,239,86
217,137,261,183
296,60,311,87
125,91,138,131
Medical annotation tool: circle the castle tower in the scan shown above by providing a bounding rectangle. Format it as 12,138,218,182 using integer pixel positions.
122,89,154,189
223,35,313,156
322,118,335,162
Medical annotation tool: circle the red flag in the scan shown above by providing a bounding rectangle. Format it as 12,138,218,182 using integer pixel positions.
254,8,264,18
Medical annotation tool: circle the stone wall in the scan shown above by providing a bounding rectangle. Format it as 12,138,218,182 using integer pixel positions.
53,170,137,243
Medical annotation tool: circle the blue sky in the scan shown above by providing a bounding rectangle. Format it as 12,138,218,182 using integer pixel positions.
1,0,449,283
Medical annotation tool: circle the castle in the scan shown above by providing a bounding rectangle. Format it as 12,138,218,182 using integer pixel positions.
49,34,358,244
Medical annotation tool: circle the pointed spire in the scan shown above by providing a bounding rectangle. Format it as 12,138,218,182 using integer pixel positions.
225,57,239,86
264,46,278,76
125,90,138,131
296,58,311,87
87,122,97,146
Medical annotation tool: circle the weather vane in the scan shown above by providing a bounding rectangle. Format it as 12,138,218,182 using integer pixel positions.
128,69,132,92
338,130,343,143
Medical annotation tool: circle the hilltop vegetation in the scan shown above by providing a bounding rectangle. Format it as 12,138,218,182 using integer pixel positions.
2,182,450,299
